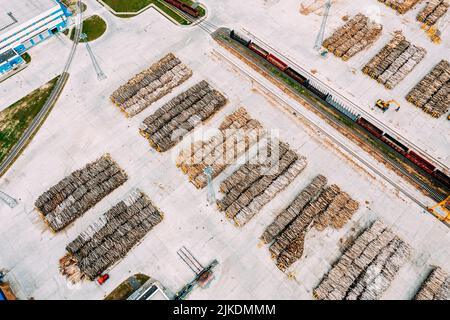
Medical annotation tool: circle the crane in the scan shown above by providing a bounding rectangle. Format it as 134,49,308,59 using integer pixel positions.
428,196,450,223
0,191,18,208
80,33,107,81
314,0,332,51
375,99,401,112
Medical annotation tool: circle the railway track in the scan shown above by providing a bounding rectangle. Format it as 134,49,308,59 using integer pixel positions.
0,1,84,178
241,28,449,173
212,48,449,227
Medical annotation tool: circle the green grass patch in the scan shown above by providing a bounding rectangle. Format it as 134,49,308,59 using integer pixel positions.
71,15,107,42
105,274,150,300
100,0,205,25
0,76,59,164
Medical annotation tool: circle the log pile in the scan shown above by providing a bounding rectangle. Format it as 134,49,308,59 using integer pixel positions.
406,60,450,118
415,267,450,300
378,0,422,14
140,81,227,152
417,0,449,26
110,53,192,117
217,139,308,227
264,177,359,271
323,14,383,61
35,154,128,232
59,190,164,282
314,220,411,300
176,107,265,189
362,32,426,89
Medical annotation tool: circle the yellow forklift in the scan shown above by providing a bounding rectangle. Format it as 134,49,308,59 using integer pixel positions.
428,196,450,223
375,99,401,112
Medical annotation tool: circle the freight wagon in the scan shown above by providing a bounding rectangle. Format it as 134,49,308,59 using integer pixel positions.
163,0,200,18
228,29,450,190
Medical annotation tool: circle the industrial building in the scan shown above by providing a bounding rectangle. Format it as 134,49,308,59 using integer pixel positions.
0,0,71,76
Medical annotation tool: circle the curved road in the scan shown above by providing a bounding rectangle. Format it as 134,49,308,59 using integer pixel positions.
0,1,84,177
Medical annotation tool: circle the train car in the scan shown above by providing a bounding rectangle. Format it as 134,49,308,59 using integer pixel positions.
248,42,269,59
163,0,200,18
305,82,328,101
433,170,450,190
230,30,251,47
356,117,384,138
406,150,436,174
284,67,307,85
381,133,409,155
267,54,288,71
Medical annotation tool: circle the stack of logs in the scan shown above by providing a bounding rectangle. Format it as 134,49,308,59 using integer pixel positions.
415,267,450,300
176,107,265,189
314,220,411,300
406,59,449,118
140,80,227,152
59,190,164,283
377,0,422,14
362,32,426,89
110,53,192,117
262,175,359,271
417,0,449,26
35,154,128,232
323,14,383,61
217,139,308,227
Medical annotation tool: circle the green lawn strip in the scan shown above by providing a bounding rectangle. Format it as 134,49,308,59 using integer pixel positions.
70,15,107,42
0,76,59,164
105,274,150,300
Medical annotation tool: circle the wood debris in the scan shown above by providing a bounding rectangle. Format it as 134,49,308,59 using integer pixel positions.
323,14,383,61
110,53,192,117
59,190,164,282
314,220,411,300
362,31,426,89
34,154,128,232
406,59,450,118
140,80,227,152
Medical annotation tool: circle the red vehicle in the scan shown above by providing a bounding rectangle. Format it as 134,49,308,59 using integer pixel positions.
97,274,109,285
163,0,199,18
267,54,288,71
406,151,436,174
356,117,383,138
248,43,269,58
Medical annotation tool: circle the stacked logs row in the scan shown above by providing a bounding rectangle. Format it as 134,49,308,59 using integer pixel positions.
140,80,227,152
314,220,411,300
406,59,449,118
110,53,192,117
417,0,449,26
362,32,426,89
176,107,265,189
377,0,422,14
415,267,450,300
217,139,308,227
323,14,383,61
262,175,359,271
35,154,128,232
59,190,164,283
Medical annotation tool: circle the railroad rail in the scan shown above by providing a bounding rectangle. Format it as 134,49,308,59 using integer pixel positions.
0,1,84,178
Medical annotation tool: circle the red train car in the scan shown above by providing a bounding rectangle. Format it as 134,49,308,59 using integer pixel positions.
406,151,436,174
285,67,307,85
267,54,288,71
356,117,383,138
163,0,199,18
381,133,408,156
249,43,269,58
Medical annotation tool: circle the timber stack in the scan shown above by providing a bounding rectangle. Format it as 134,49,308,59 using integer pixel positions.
417,0,449,26
377,0,422,14
415,267,450,300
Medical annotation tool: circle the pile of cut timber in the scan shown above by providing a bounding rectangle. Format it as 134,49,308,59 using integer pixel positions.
110,53,192,117
314,220,411,300
415,267,450,300
362,32,426,89
262,175,359,271
59,190,163,283
217,139,307,227
323,14,383,61
35,154,128,232
176,107,264,189
417,0,449,25
406,60,450,118
140,81,227,152
378,0,422,14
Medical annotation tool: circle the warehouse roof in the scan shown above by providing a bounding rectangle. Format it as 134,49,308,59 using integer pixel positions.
0,0,58,35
